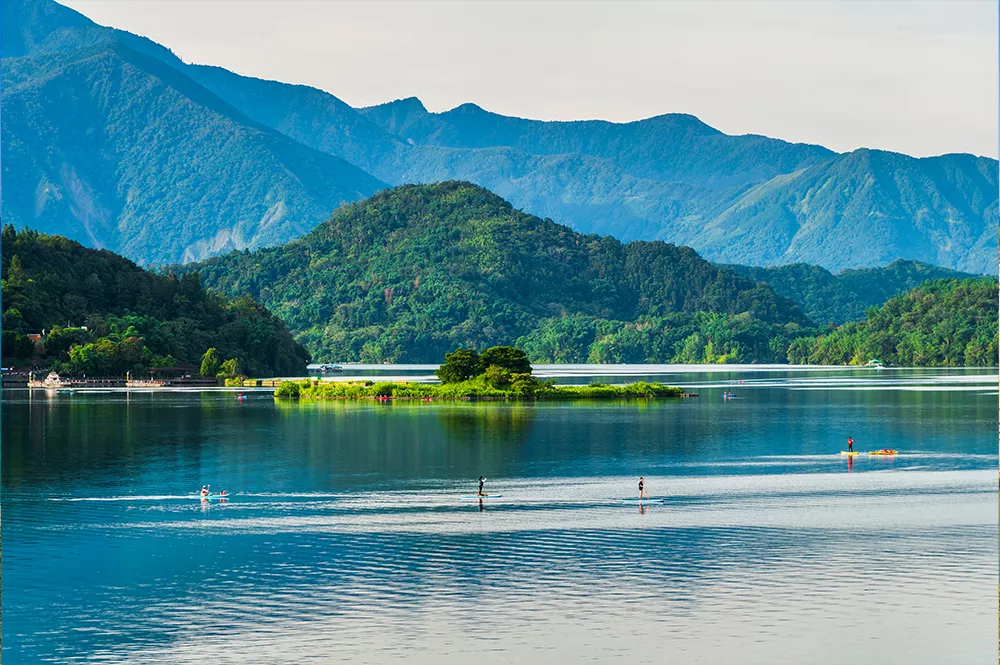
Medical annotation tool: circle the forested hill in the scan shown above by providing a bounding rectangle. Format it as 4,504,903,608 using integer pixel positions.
787,279,998,367
190,182,811,363
725,260,980,325
1,226,310,375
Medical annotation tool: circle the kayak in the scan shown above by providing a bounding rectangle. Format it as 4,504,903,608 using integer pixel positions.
869,450,898,456
461,494,502,499
840,451,861,456
622,498,664,504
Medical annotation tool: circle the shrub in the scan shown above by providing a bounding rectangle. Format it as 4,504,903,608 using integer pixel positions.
274,381,301,398
483,364,512,388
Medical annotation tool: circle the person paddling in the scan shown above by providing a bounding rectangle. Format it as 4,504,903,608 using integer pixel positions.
638,476,648,500
847,437,854,453
478,476,486,497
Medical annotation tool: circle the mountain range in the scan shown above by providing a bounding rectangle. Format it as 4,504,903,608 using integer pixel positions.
3,0,997,274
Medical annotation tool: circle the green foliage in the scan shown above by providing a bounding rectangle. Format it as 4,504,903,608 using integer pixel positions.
483,365,512,388
274,381,302,398
200,348,221,378
519,312,806,364
787,279,998,366
217,358,243,379
290,377,683,401
190,182,809,363
726,259,980,325
436,348,479,384
477,346,531,375
0,226,310,375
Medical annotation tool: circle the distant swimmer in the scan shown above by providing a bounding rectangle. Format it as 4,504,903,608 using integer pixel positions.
478,476,486,497
847,437,854,453
638,476,648,500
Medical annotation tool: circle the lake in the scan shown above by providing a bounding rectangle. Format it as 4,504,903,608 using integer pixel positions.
3,366,997,664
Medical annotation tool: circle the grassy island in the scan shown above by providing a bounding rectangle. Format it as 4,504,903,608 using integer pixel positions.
275,346,685,401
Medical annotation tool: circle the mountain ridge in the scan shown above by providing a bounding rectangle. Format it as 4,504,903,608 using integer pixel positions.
4,0,997,273
1,39,386,265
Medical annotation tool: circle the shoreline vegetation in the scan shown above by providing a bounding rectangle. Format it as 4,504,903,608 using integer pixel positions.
275,345,686,401
274,378,686,401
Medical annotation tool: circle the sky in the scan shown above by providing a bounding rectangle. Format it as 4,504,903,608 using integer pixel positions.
62,0,999,158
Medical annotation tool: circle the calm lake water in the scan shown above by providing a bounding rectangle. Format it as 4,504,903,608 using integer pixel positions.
3,367,997,664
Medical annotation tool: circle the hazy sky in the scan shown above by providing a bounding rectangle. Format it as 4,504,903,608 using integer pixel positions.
63,0,998,158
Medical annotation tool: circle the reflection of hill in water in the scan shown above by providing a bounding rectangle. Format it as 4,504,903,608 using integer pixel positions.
436,405,537,446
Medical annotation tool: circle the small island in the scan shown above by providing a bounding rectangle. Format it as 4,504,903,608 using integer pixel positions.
275,346,686,401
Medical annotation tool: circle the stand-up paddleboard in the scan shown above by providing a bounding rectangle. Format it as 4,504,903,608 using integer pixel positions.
461,495,502,499
840,451,861,456
197,493,230,500
622,498,663,504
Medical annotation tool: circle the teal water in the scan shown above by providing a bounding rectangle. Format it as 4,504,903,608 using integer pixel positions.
3,368,997,664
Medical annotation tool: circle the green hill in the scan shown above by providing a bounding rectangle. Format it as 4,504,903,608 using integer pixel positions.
787,279,998,367
188,182,812,363
726,259,980,325
1,225,310,376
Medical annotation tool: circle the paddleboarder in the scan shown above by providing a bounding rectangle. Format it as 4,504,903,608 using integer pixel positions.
847,437,854,453
638,476,648,500
478,476,486,497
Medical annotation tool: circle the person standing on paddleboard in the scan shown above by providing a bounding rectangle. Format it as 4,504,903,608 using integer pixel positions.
478,476,486,497
847,437,854,453
638,477,648,500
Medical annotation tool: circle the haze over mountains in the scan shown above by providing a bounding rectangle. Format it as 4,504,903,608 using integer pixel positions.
3,0,997,273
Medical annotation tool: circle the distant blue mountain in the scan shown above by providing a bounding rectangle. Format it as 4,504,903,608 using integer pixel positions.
2,0,385,264
3,0,997,273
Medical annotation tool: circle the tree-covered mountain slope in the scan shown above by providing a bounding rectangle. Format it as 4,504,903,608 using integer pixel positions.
1,225,310,375
188,183,811,362
787,279,998,367
726,259,980,325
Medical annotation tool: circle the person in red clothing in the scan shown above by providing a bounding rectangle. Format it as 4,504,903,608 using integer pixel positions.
847,437,854,452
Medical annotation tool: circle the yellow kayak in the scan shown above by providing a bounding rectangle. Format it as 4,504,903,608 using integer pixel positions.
840,451,861,456
869,450,898,456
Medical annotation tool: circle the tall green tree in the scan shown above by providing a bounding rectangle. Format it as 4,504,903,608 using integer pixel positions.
200,348,221,377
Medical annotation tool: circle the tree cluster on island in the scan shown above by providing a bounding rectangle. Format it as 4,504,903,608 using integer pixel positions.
275,345,684,400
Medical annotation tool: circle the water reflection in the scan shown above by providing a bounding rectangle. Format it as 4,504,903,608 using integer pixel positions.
2,368,997,664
